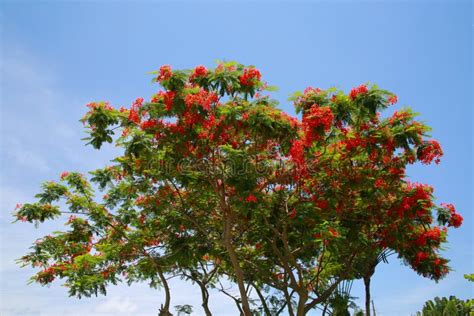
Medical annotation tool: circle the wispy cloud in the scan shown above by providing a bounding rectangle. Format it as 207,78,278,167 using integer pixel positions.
94,296,138,314
2,138,51,172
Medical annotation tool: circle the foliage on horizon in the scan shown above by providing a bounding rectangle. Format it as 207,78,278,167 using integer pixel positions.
415,296,473,315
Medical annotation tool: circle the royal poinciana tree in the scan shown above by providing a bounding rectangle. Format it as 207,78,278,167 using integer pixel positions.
14,62,463,316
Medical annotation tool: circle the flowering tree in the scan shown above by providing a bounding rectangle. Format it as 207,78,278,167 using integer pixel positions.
14,62,463,316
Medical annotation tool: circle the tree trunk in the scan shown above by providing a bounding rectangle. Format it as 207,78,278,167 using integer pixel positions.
198,281,212,316
364,275,371,316
223,215,252,315
158,269,172,316
296,292,308,316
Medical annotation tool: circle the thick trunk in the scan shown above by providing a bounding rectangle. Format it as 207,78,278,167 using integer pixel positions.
364,275,371,316
157,269,172,316
223,216,252,315
296,292,308,316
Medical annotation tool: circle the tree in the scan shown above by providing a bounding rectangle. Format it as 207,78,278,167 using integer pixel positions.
415,296,473,315
14,61,463,315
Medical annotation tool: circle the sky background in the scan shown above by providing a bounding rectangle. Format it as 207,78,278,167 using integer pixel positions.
0,0,472,315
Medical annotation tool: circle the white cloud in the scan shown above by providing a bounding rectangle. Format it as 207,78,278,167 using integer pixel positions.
94,296,138,314
2,138,51,172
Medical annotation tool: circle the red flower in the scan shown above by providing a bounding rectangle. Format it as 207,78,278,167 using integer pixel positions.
414,251,429,266
315,200,328,210
245,194,258,203
190,65,208,81
387,95,398,105
152,91,176,111
185,89,218,111
164,91,175,111
374,178,385,188
128,97,144,124
60,172,69,180
157,65,172,82
288,139,305,167
328,227,339,237
140,119,159,130
239,68,261,87
425,227,441,241
415,234,427,247
303,87,322,95
133,97,144,107
128,108,140,124
343,135,366,151
349,84,368,100
303,105,334,133
280,112,299,128
418,140,443,164
449,213,463,228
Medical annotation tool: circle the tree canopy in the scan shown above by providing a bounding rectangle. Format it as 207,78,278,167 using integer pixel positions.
14,61,463,315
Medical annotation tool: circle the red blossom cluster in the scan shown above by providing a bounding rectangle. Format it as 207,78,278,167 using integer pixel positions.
418,140,443,164
184,89,219,111
157,65,172,82
140,119,161,130
189,65,208,81
280,112,299,128
197,115,217,139
303,87,322,95
414,227,442,247
239,68,261,86
389,110,411,124
315,199,328,210
442,203,463,228
387,95,398,105
245,194,258,203
413,251,429,266
150,90,177,111
342,134,366,152
328,227,339,237
302,105,334,144
128,98,144,124
389,182,433,220
86,102,114,111
288,139,305,168
349,84,368,100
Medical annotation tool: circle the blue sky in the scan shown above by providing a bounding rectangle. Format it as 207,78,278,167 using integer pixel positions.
0,1,472,315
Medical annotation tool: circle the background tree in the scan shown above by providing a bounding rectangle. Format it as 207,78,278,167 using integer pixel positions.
415,296,473,316
14,62,463,315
